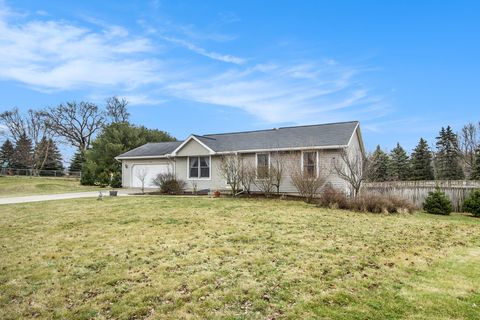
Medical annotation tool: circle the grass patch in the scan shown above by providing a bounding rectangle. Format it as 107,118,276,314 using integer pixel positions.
0,176,101,197
0,197,479,319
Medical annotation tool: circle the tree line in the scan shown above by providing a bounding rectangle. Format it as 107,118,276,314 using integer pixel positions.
0,97,175,183
367,123,480,182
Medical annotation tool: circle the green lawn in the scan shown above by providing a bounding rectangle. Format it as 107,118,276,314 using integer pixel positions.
1,197,479,319
0,176,101,197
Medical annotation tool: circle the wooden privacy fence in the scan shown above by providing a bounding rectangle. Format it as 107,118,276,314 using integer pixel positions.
361,180,480,212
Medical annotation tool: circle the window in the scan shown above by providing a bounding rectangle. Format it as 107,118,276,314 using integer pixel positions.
256,153,269,179
303,151,317,177
188,156,210,179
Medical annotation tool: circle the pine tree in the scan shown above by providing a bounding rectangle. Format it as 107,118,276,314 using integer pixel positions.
367,145,391,181
69,150,85,174
12,132,33,171
410,138,434,180
389,143,411,181
0,139,15,167
471,148,480,180
35,137,64,175
435,126,465,179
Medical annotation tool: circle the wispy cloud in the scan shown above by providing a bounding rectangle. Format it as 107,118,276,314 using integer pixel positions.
0,1,387,125
166,63,377,123
0,5,159,91
160,35,245,64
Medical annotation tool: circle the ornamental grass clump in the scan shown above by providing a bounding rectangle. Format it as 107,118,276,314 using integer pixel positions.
423,187,452,215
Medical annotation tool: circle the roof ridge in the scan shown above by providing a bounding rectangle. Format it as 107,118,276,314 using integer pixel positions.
194,135,217,141
278,120,358,130
145,141,183,145
203,120,359,137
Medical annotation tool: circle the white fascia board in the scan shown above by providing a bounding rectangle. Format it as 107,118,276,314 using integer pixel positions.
346,122,366,156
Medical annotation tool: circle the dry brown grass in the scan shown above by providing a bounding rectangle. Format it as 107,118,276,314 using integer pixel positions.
0,196,479,319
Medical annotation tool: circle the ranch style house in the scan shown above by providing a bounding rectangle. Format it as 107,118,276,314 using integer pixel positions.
115,121,365,194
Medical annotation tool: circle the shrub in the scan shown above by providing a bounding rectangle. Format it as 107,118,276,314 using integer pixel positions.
152,172,186,195
463,189,480,217
423,188,452,215
317,185,349,209
316,187,415,214
97,171,111,187
350,194,415,214
80,160,97,185
110,171,122,188
388,196,417,214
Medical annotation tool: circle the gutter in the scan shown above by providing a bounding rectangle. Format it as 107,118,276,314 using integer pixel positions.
115,145,349,160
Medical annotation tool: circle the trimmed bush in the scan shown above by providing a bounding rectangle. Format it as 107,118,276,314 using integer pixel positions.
463,189,480,217
423,188,452,215
152,172,186,195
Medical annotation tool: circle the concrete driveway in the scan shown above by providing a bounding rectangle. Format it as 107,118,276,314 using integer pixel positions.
0,189,138,205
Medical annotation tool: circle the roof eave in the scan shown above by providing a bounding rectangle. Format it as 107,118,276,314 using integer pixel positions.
115,155,172,160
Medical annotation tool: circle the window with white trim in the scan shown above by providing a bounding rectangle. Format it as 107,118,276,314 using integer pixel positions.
303,151,317,177
188,156,210,179
256,153,269,179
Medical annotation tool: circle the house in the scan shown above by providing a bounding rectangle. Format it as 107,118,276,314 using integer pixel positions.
115,121,365,194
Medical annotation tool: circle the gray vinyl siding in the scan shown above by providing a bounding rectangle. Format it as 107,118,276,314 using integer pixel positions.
176,139,211,156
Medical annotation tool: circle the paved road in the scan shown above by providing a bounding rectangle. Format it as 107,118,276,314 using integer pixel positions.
0,189,137,205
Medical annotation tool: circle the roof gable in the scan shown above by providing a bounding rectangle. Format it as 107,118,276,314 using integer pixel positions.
173,135,214,156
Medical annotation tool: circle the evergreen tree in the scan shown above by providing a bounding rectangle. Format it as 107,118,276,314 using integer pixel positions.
410,138,434,180
389,143,411,181
471,148,480,180
0,139,15,167
367,145,391,181
69,150,85,174
435,126,465,179
12,132,33,172
35,137,64,175
82,122,176,186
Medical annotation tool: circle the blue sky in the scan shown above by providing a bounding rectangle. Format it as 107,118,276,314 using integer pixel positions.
1,0,479,161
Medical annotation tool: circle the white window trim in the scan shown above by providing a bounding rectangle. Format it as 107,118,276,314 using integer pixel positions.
255,152,270,180
187,155,212,180
301,150,319,177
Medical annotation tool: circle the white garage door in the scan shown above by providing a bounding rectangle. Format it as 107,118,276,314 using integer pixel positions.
131,164,172,188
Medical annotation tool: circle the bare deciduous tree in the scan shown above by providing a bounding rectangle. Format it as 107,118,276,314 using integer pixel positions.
135,168,148,194
42,101,105,154
0,108,51,174
288,152,328,203
270,151,285,194
106,96,130,123
254,171,275,197
332,149,366,197
459,123,479,178
0,108,26,143
219,154,243,196
240,161,256,194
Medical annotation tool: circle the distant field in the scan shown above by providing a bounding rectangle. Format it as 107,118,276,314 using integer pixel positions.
1,196,479,319
0,176,101,197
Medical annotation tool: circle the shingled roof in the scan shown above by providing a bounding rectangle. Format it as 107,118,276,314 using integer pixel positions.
116,141,182,158
116,121,359,159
